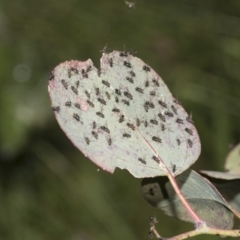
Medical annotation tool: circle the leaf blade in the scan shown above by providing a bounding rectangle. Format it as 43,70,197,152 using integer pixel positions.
142,170,234,229
48,51,201,178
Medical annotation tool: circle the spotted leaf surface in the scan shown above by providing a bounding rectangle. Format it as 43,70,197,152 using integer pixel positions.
48,51,201,178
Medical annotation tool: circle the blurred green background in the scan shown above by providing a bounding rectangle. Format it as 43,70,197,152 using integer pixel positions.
0,0,240,239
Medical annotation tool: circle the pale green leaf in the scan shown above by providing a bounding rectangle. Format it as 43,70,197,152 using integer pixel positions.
142,170,234,229
48,51,201,178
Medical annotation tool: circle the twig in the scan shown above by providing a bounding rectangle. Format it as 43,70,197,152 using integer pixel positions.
149,217,162,239
150,218,240,240
167,226,240,240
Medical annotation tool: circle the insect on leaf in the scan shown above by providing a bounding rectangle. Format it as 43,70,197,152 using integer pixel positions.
48,51,201,178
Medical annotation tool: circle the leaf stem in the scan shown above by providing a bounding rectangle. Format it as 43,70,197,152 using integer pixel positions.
167,173,204,226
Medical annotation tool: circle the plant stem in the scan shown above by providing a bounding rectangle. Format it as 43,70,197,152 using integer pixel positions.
167,226,240,240
167,173,204,226
151,221,240,240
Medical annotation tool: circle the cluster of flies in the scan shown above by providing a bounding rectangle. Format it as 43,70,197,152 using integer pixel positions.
50,49,195,170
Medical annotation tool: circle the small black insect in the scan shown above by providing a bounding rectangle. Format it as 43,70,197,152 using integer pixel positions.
173,98,181,105
152,78,159,87
109,58,113,67
145,81,149,87
98,98,106,105
135,87,143,93
161,124,165,131
105,91,111,100
152,156,160,163
176,118,183,124
100,45,111,53
61,79,68,89
85,137,90,145
71,67,78,74
177,138,181,146
67,69,72,78
150,119,158,125
122,99,129,106
52,106,60,112
150,91,156,96
124,61,131,68
120,51,128,57
96,112,104,118
107,137,112,146
152,136,161,143
172,164,176,173
85,90,90,99
115,96,119,103
93,121,96,129
81,69,88,78
127,123,135,130
124,91,133,100
100,126,110,134
95,87,100,95
144,104,149,112
165,111,174,117
102,80,110,87
119,115,124,123
86,66,92,72
73,113,80,121
149,103,155,108
97,69,101,77
136,118,140,127
87,100,94,107
158,113,166,122
83,72,88,78
138,158,146,164
123,133,131,138
145,101,154,108
74,103,81,109
76,80,80,88
158,100,167,108
71,86,78,95
185,128,193,136
144,121,148,127
92,131,98,139
115,89,121,96
129,71,136,77
186,115,194,124
65,101,71,107
143,65,151,72
49,71,54,80
171,105,177,114
188,139,193,148
126,77,134,83
112,108,120,113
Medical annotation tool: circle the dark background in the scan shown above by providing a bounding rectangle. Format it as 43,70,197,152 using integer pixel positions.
0,0,240,239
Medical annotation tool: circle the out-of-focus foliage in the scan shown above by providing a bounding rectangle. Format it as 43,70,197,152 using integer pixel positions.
0,0,239,239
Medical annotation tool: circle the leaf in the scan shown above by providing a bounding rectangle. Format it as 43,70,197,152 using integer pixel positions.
199,143,240,215
48,51,201,178
200,170,240,180
141,170,234,229
199,172,240,215
200,143,240,180
208,178,240,214
225,143,240,174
